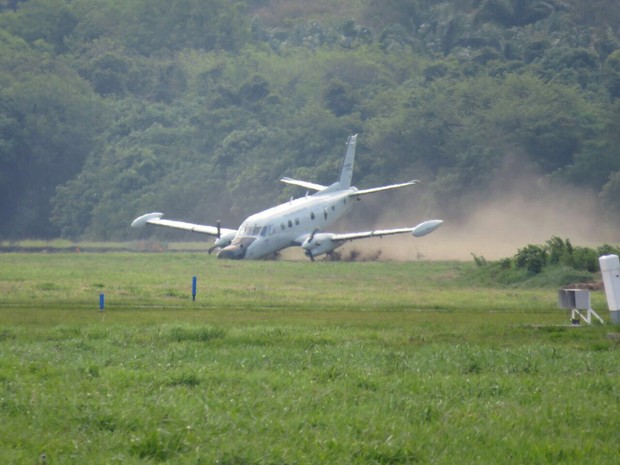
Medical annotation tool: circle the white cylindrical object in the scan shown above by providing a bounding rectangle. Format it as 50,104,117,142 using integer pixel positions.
599,254,620,324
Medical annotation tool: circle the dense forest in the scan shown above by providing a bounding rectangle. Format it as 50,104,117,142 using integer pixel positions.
1,0,620,241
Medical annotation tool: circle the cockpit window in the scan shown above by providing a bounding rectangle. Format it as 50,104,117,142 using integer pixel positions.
239,224,265,237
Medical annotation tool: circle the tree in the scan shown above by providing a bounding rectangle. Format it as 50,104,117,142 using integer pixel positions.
514,244,547,275
324,79,357,117
0,0,77,52
603,49,620,99
600,171,620,216
0,65,106,238
74,0,250,55
476,0,557,27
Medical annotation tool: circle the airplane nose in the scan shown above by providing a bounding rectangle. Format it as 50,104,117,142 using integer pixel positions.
216,245,245,259
216,237,255,259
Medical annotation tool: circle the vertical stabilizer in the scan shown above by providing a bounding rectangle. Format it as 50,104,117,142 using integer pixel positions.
338,134,357,190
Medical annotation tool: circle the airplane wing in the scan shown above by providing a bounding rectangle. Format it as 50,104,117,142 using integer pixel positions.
131,212,237,237
300,220,443,259
352,180,419,196
280,177,327,192
332,220,443,241
331,227,414,242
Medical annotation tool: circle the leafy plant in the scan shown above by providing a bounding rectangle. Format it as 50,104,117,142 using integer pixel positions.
514,244,548,275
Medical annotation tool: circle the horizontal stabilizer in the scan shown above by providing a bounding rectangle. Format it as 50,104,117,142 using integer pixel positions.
280,177,327,192
352,180,419,197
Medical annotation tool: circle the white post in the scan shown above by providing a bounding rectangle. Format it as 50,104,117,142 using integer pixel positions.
599,254,620,324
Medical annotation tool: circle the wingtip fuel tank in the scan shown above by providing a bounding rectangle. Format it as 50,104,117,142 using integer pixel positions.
411,219,443,237
131,212,164,228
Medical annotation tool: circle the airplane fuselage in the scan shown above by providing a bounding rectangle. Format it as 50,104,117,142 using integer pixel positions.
217,189,356,259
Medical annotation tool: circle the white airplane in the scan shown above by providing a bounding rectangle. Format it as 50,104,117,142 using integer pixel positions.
131,135,443,260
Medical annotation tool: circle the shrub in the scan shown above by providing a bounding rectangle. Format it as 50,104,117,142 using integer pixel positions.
571,246,599,272
514,244,548,275
471,253,487,267
598,243,620,257
546,236,573,265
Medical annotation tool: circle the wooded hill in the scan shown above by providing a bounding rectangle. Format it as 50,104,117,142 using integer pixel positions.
1,0,619,240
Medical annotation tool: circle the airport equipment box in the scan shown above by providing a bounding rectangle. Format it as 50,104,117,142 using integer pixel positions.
557,289,590,310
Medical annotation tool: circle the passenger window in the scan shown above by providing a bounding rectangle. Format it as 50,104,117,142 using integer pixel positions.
288,220,293,228
295,218,300,225
311,212,315,220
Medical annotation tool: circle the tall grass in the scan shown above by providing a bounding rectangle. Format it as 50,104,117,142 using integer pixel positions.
0,253,618,464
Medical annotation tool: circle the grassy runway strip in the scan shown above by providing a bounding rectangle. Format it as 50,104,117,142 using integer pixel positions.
0,253,618,464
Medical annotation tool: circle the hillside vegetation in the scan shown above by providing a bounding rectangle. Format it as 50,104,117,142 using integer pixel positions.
1,0,620,240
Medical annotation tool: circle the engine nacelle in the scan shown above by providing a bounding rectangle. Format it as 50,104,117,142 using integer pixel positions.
214,231,236,249
302,233,342,258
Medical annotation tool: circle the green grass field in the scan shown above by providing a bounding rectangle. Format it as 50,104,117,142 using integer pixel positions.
1,253,618,464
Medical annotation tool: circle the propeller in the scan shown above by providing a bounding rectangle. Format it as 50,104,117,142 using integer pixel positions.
303,229,320,261
307,228,319,243
208,220,222,254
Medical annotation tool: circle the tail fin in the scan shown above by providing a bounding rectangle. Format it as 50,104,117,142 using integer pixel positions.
337,134,357,189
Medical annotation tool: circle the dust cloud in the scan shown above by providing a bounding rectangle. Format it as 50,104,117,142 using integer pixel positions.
336,178,620,262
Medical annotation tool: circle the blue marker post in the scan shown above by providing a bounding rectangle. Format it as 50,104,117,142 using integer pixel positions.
192,276,197,301
99,293,105,312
